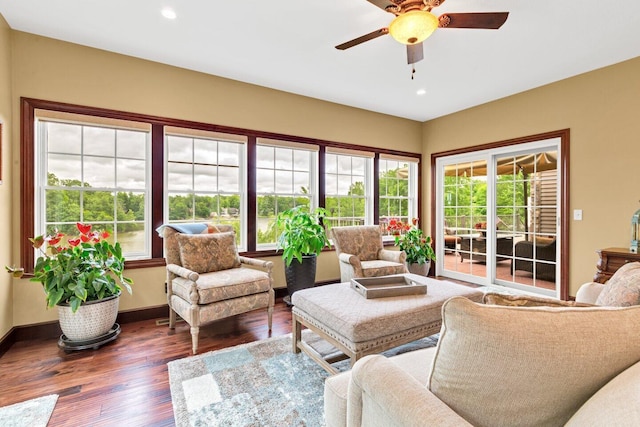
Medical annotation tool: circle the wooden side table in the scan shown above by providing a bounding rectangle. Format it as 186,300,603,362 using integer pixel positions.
594,247,640,283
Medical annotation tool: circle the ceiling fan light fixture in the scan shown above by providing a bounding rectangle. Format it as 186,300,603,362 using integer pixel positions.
388,10,438,45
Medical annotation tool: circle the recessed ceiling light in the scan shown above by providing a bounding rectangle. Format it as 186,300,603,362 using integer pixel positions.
161,8,177,20
416,89,427,96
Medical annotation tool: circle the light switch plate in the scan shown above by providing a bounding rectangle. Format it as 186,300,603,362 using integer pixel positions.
573,209,583,221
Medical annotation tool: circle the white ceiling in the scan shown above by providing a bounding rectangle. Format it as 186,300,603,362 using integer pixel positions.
1,0,640,122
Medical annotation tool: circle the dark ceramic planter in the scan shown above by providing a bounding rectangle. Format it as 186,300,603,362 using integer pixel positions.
283,254,317,305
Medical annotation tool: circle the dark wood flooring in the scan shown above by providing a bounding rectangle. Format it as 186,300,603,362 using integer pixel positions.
0,298,295,426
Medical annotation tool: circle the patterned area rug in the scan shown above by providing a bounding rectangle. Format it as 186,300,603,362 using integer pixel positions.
0,394,58,427
168,331,438,427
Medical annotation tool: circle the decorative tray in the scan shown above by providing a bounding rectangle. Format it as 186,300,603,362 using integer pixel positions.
350,275,427,299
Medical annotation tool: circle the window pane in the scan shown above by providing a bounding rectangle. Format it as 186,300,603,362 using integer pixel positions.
83,191,115,221
83,156,115,188
194,164,217,191
117,192,145,221
167,162,193,191
83,126,115,157
48,153,82,183
168,193,193,221
257,146,274,168
116,159,146,189
117,130,146,159
257,168,275,192
193,138,218,164
218,166,240,192
117,222,146,255
219,141,240,166
47,122,81,154
167,135,193,163
46,189,80,223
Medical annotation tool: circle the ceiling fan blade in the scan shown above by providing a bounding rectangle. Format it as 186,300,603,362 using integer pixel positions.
438,12,509,29
335,28,389,50
366,0,397,12
407,43,424,65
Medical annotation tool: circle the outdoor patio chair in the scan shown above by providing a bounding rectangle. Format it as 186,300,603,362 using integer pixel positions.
511,237,556,282
158,223,274,354
330,225,407,282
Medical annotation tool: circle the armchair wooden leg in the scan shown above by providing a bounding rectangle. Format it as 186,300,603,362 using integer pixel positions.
190,326,199,355
168,308,176,329
268,306,273,332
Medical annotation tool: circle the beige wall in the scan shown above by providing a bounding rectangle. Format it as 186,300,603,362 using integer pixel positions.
6,24,640,328
422,56,640,296
8,31,422,326
0,16,13,337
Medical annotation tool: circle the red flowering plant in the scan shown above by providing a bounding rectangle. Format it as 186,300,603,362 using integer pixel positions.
6,223,133,313
387,218,436,265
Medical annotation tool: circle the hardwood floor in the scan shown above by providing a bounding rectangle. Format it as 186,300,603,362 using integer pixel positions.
0,298,295,426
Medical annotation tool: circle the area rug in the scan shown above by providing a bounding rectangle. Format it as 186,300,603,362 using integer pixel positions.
168,331,438,427
0,394,58,427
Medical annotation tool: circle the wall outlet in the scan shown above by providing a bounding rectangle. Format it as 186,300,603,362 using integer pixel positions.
573,209,583,221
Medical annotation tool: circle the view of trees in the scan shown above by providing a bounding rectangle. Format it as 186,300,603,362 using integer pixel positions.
45,164,415,248
45,173,144,236
443,174,526,230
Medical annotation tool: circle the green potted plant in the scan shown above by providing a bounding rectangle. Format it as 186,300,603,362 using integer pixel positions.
388,218,436,276
276,206,330,304
6,222,133,343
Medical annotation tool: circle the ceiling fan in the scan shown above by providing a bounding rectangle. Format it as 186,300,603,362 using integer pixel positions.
336,0,509,66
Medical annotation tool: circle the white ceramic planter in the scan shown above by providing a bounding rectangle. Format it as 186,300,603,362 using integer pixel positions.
406,261,431,276
57,294,119,341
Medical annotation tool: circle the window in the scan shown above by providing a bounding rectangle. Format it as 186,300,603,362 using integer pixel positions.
255,139,317,249
21,99,421,270
324,150,372,231
379,156,419,237
36,112,150,259
165,128,246,249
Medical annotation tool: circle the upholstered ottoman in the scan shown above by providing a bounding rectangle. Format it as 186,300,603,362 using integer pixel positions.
291,274,483,374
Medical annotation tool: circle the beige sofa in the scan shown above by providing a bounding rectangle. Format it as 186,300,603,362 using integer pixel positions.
325,262,640,427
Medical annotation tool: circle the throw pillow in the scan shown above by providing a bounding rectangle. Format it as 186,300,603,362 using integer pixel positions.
595,261,640,306
483,292,592,307
428,296,640,427
176,232,240,274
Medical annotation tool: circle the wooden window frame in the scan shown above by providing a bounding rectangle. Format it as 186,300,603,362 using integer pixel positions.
20,97,421,271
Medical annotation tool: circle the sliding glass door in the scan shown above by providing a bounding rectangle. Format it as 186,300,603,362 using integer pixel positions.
435,137,562,298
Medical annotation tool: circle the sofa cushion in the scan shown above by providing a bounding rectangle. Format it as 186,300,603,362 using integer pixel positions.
565,360,640,426
428,297,640,427
595,261,640,306
176,232,240,274
172,267,270,304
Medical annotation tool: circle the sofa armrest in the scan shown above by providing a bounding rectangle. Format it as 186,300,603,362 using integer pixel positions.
166,263,199,282
239,256,274,274
378,249,407,264
338,252,361,268
575,282,606,305
348,355,471,427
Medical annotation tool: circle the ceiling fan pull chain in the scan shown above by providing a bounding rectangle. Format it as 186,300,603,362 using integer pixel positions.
411,64,416,80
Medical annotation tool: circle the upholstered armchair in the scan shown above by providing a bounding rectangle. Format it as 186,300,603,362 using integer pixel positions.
330,225,407,282
158,223,274,354
511,237,556,281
